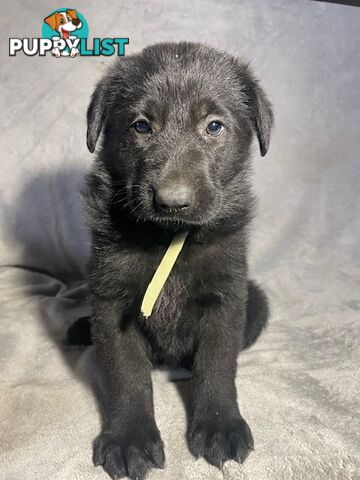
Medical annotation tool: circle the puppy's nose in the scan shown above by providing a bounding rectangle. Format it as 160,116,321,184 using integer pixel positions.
72,18,80,26
154,185,193,211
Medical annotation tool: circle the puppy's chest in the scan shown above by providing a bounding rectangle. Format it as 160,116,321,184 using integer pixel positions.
130,240,226,357
140,243,196,325
139,268,197,359
152,274,189,324
139,242,217,328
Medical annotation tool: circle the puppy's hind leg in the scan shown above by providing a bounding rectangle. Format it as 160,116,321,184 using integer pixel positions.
66,317,92,346
243,281,269,350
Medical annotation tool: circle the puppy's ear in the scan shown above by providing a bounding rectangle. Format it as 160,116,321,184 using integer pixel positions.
66,9,78,20
87,79,109,153
242,65,274,157
44,12,60,31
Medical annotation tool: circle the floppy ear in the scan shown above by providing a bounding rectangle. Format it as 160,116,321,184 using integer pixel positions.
44,12,60,31
87,79,109,153
66,9,78,20
242,67,274,157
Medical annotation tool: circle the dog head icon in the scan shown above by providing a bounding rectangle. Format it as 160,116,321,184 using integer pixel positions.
44,9,82,40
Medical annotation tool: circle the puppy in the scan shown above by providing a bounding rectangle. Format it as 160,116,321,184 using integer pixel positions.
44,9,82,57
68,42,273,480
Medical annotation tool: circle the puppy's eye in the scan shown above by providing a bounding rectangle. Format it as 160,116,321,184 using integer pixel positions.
206,121,223,137
60,18,66,23
133,120,151,134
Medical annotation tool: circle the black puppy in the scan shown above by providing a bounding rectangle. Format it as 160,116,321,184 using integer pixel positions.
68,42,273,480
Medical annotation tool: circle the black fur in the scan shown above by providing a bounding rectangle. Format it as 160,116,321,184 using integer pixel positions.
71,42,273,480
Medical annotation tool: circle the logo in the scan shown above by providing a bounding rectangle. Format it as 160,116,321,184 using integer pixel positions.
9,8,129,57
42,8,88,57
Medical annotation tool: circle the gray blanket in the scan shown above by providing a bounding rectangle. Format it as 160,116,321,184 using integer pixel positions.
1,1,359,479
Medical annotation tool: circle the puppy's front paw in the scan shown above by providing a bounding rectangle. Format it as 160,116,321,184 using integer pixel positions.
70,47,79,57
188,414,254,468
51,47,61,58
93,422,165,480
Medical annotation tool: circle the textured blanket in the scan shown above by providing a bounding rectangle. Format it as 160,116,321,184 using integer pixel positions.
1,1,359,479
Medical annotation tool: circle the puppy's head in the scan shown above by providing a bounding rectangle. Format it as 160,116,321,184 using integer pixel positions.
87,43,273,228
44,9,81,38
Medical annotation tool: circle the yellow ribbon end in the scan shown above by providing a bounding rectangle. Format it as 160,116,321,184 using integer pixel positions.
141,230,189,318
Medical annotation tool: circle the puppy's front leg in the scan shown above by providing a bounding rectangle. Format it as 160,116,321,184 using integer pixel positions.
92,298,165,480
188,303,254,467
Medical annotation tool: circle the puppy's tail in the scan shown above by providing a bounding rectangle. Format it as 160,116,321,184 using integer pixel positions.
243,280,269,350
66,316,92,346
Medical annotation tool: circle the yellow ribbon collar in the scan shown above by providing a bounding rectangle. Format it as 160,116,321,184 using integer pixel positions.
141,230,189,318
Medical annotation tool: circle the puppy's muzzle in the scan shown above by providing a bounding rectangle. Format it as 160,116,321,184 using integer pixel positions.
154,184,194,212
